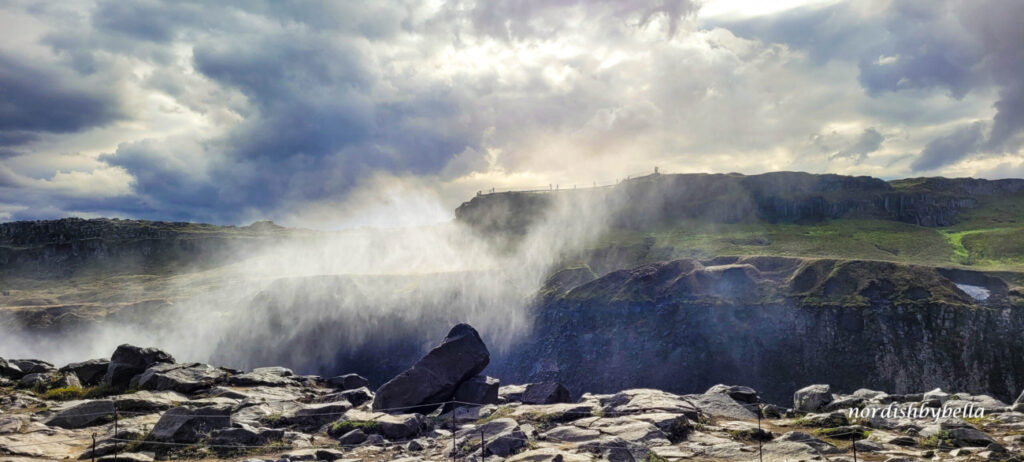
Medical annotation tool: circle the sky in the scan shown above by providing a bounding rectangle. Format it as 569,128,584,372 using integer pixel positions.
0,0,1022,225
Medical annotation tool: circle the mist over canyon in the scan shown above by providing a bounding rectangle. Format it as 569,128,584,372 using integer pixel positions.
2,172,1024,404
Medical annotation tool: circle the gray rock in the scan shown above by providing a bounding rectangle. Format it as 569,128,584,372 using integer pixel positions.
376,413,423,439
453,375,500,407
53,372,82,389
18,372,54,389
45,400,116,428
1016,389,1024,405
285,402,353,429
686,392,757,420
321,387,373,407
116,390,190,412
705,384,759,404
10,359,55,374
148,405,232,443
372,323,490,413
522,382,572,405
542,425,601,442
922,388,950,405
919,418,995,447
365,434,386,445
407,439,424,451
337,429,367,445
103,344,175,389
823,396,864,412
599,389,701,419
60,359,109,386
326,373,369,390
0,358,24,379
794,384,833,412
797,412,848,428
854,439,883,451
97,452,154,462
208,423,284,446
228,367,297,387
136,363,230,394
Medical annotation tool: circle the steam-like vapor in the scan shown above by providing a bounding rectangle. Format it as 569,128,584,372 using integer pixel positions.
0,176,613,381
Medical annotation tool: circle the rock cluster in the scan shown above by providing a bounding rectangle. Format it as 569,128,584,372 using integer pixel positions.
2,325,1024,461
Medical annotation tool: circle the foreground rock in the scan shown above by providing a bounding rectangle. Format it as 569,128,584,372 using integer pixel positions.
5,326,1024,462
103,344,175,389
371,323,490,413
148,405,233,443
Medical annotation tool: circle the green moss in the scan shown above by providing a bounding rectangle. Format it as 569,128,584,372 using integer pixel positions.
474,406,514,425
921,430,955,449
327,420,381,436
40,386,85,401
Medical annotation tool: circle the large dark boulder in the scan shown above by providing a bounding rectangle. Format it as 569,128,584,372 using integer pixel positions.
60,359,110,386
103,345,175,389
372,323,489,413
148,405,232,443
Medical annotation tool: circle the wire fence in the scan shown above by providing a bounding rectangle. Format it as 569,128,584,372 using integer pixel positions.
1,395,978,462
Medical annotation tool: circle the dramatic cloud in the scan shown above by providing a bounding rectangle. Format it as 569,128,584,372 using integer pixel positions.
0,0,1021,223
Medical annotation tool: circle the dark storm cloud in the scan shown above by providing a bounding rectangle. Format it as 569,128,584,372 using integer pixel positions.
910,121,987,172
833,128,885,161
719,0,1023,171
0,51,124,146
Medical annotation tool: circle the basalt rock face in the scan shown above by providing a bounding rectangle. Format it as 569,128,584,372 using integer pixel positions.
455,172,1024,232
491,256,1024,404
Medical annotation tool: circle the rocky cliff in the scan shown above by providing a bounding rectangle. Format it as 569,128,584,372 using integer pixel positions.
0,218,293,279
456,172,1024,232
493,256,1024,404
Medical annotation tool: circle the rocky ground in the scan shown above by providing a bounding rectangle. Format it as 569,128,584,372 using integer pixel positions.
2,324,1023,462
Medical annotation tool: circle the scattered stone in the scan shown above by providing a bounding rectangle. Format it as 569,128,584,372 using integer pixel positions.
45,400,116,428
919,418,995,447
794,384,833,412
854,439,883,451
686,391,757,420
705,384,759,404
148,405,232,443
797,411,848,428
321,387,373,406
337,428,368,445
372,323,490,413
10,359,55,374
208,423,284,446
0,358,24,379
97,452,154,462
59,359,109,386
326,373,369,390
228,367,297,387
18,372,54,389
285,402,353,429
922,387,950,406
453,375,500,407
136,362,230,393
522,382,572,405
103,345,175,389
